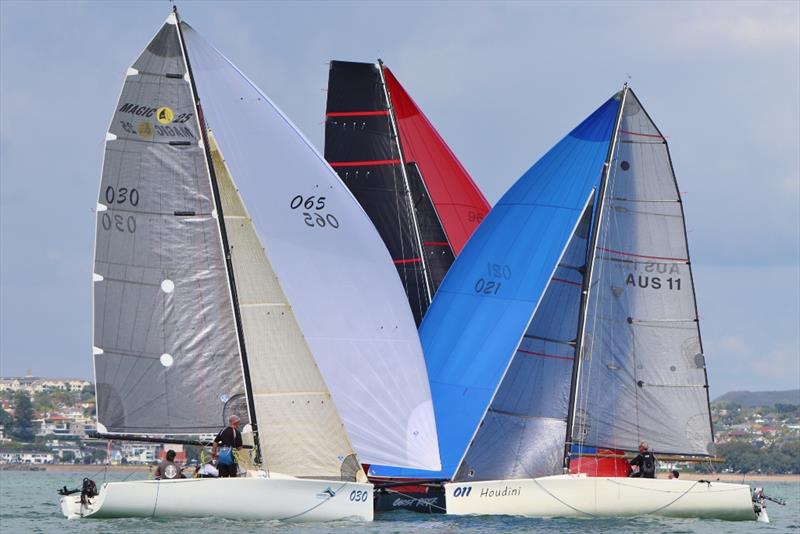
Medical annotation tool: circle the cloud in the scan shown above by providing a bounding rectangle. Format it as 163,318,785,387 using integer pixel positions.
678,4,800,50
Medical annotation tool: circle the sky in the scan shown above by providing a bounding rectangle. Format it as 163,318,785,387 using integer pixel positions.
0,0,798,398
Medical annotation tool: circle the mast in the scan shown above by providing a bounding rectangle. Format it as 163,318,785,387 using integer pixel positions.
563,84,628,470
377,59,433,306
173,7,260,461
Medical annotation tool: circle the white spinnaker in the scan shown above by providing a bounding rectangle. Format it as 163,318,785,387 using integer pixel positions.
209,133,362,480
182,24,440,471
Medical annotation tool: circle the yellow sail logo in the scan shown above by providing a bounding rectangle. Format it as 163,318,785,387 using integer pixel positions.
137,122,153,138
156,107,174,124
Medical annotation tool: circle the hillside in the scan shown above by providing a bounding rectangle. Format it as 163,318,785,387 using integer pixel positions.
713,389,800,408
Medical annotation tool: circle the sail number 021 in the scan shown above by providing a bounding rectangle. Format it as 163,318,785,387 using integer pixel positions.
474,262,512,296
289,195,339,229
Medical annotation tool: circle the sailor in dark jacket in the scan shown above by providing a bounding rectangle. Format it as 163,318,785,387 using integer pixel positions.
155,449,183,480
629,441,656,478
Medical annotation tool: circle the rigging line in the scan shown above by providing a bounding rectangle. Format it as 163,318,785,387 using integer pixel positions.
607,479,707,515
381,488,448,513
277,481,352,521
532,478,597,517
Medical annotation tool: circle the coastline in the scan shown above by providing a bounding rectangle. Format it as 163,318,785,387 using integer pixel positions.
1,463,797,482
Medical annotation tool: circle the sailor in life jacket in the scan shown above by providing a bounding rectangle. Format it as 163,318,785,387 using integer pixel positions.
155,449,184,480
628,441,657,478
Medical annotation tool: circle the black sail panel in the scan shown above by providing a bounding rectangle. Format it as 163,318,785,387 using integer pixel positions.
325,60,428,324
406,163,455,296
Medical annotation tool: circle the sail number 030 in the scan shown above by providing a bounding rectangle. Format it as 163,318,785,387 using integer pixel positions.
289,195,339,229
349,490,369,502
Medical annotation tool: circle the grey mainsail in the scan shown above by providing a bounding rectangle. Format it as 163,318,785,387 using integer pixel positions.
93,19,247,435
572,89,714,456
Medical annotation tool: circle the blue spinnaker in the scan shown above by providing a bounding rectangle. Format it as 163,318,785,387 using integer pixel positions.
370,95,620,479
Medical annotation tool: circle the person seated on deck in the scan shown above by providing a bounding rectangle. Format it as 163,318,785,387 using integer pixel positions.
154,449,184,480
196,459,219,478
669,470,679,479
628,441,656,479
212,414,243,478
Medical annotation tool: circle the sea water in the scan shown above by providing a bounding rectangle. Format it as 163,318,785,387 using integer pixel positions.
1,469,798,533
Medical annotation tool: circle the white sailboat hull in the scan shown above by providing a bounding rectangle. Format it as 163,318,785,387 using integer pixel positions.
61,475,373,522
445,475,755,521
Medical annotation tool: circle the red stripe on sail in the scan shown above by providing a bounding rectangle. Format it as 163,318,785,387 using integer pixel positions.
329,159,401,168
619,129,665,140
326,111,389,118
597,247,687,262
553,277,582,287
517,349,574,361
393,258,422,265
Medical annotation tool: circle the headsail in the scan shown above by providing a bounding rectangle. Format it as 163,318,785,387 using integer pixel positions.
325,61,489,325
370,96,620,479
208,132,360,480
182,28,440,471
93,16,248,435
572,89,714,456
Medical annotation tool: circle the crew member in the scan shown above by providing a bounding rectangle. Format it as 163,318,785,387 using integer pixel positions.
212,414,243,478
154,449,183,480
628,441,656,478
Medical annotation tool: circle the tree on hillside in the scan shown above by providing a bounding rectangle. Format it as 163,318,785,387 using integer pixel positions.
10,391,35,442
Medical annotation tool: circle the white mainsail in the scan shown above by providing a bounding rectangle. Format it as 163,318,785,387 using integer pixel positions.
181,24,440,471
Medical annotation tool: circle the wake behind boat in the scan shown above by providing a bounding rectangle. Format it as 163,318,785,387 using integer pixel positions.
60,7,439,522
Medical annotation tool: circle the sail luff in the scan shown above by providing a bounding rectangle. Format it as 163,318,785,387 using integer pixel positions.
626,88,714,445
564,85,629,468
173,11,259,449
378,60,433,306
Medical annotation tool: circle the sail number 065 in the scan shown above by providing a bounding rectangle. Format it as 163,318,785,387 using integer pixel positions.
289,195,339,229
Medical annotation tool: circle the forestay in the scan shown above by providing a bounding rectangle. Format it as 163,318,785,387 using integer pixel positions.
573,90,713,456
93,18,248,435
182,27,440,471
371,96,620,479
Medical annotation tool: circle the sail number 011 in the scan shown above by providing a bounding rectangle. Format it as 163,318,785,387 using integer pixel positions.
289,195,339,229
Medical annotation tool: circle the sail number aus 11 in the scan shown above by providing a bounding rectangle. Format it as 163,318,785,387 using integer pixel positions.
474,263,512,296
289,195,339,229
